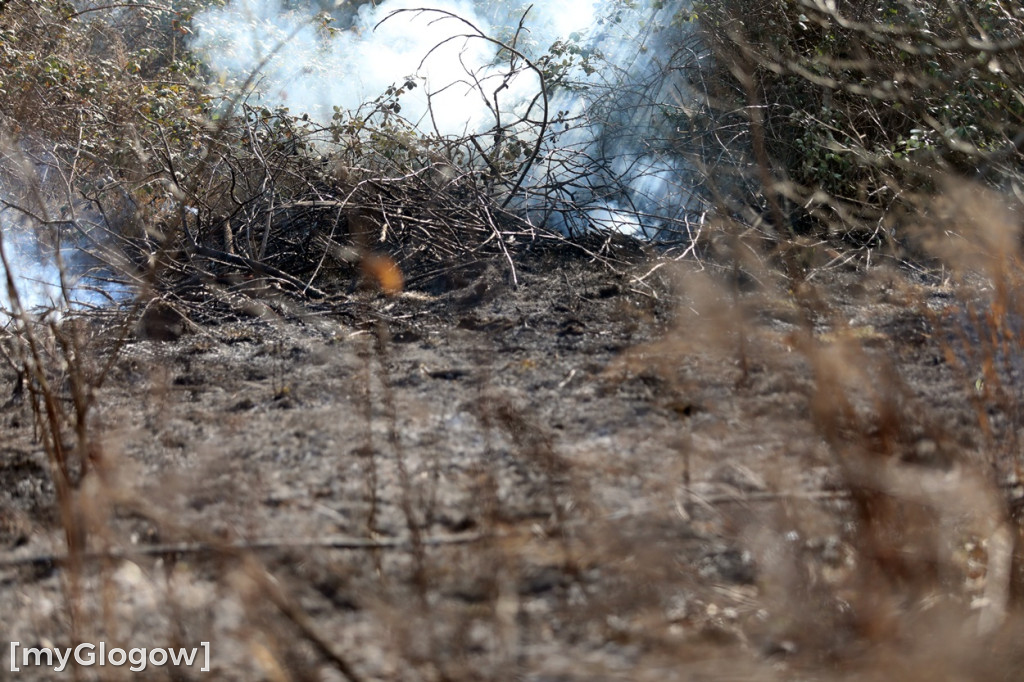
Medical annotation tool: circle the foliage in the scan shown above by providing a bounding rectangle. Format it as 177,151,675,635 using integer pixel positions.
0,0,223,266
696,0,1024,244
0,2,212,155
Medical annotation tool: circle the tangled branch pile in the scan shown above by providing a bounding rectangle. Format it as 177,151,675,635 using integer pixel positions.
4,1,707,321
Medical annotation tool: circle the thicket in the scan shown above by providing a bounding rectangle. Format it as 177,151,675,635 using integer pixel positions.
696,0,1024,246
0,0,593,309
0,1,216,300
3,0,1021,287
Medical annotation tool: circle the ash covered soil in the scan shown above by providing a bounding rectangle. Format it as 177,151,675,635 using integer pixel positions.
2,239,1023,681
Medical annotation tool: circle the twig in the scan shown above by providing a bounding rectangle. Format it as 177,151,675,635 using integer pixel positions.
68,3,172,17
632,261,669,285
0,532,483,570
244,556,366,682
376,8,549,209
689,489,853,505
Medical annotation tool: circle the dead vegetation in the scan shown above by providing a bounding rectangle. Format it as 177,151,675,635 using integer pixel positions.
3,1,1024,680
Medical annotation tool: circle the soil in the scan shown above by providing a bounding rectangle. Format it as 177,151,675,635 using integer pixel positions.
1,240,1023,681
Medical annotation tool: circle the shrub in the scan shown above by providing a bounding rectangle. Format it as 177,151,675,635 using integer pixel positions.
697,0,1024,245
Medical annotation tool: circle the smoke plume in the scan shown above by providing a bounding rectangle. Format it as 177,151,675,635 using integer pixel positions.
193,0,706,237
0,170,127,318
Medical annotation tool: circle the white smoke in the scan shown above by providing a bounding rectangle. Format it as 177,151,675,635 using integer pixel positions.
0,220,67,316
192,0,706,237
194,0,509,132
0,189,129,319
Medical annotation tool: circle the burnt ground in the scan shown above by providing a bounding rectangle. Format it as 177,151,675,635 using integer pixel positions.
2,240,1024,681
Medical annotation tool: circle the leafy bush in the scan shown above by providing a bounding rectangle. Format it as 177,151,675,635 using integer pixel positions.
697,0,1024,244
0,0,222,281
0,2,211,172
